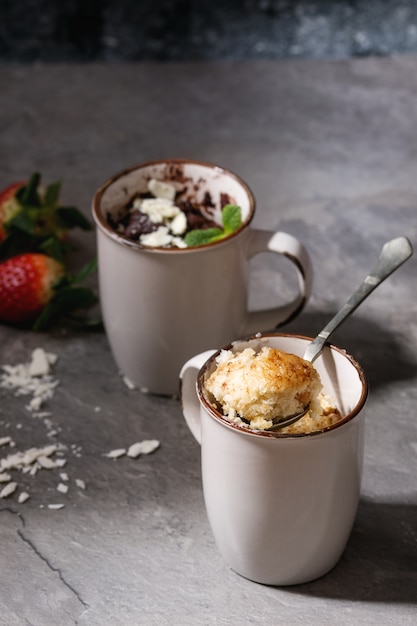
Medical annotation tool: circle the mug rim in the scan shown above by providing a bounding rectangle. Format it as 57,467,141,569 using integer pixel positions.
91,158,256,253
197,332,369,439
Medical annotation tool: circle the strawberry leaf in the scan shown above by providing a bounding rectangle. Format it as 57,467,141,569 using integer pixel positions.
56,207,92,231
55,285,98,309
32,257,99,330
17,173,42,207
0,229,40,260
7,209,36,236
44,181,61,208
0,172,93,263
33,285,98,331
64,313,104,330
73,257,98,283
39,236,69,263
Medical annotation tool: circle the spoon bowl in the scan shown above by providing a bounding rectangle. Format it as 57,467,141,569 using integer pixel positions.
268,236,413,431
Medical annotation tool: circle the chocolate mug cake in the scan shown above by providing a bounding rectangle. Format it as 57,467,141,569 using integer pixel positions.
107,176,242,249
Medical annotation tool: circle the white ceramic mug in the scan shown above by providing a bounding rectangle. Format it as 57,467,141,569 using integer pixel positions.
180,333,368,585
92,159,312,396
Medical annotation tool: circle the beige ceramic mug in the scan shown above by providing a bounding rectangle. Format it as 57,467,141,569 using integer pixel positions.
180,333,368,585
92,160,313,396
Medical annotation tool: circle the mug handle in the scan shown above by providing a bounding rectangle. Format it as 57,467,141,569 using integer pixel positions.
245,230,313,333
179,350,216,445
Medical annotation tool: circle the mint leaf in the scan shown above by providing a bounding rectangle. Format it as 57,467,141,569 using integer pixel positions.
184,204,243,247
221,204,242,234
184,228,223,247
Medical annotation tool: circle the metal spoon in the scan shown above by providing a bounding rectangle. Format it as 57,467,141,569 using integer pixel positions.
268,236,413,431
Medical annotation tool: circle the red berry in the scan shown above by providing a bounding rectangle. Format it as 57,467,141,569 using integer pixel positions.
0,181,25,242
0,253,64,325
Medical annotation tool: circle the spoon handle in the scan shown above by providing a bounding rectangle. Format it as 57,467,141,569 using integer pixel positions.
303,236,413,363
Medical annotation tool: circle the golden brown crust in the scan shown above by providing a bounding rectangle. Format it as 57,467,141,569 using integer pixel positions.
205,346,324,430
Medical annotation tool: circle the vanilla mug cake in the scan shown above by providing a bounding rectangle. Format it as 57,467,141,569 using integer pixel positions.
204,341,341,433
180,333,368,585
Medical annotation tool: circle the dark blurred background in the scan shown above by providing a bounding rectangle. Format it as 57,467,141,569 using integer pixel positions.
1,0,417,62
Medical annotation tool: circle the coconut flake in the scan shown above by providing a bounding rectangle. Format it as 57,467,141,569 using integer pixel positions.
0,349,59,412
148,178,176,201
106,448,126,459
0,481,17,498
54,458,67,468
29,348,51,377
127,439,160,458
0,444,59,472
169,211,187,235
140,197,180,222
37,456,57,469
140,226,173,247
18,491,30,504
122,376,136,390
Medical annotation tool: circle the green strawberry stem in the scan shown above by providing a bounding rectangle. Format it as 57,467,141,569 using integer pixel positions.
0,172,92,263
33,258,99,331
17,172,42,206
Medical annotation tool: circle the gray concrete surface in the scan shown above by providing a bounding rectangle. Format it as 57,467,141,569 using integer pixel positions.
0,57,416,625
4,0,417,62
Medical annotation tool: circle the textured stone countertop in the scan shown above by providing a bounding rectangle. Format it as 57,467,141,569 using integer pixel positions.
0,57,416,625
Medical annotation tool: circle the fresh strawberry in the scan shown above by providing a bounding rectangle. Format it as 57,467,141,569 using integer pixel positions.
0,181,26,242
0,173,92,263
0,253,64,325
0,253,98,329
